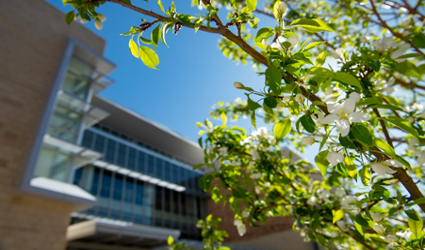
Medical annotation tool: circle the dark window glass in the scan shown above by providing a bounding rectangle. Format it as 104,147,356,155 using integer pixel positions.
182,169,189,188
155,186,163,211
124,178,134,203
181,193,187,216
196,197,202,219
110,209,121,220
137,152,145,173
135,181,144,205
100,170,112,198
94,134,105,154
73,168,83,186
172,190,179,214
122,212,132,222
81,130,93,149
147,155,155,176
188,171,194,190
117,143,126,167
156,159,163,179
164,162,171,182
172,164,179,184
113,174,124,201
90,168,100,195
128,148,136,171
164,188,171,212
105,139,116,163
97,207,108,217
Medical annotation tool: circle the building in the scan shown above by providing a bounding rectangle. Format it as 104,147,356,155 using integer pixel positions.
0,1,322,250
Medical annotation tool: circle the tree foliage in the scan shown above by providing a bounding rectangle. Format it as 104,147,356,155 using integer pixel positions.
64,0,425,248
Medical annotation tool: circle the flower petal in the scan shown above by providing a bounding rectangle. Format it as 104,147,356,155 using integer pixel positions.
327,102,342,114
336,119,350,137
348,112,370,122
349,92,361,103
320,114,340,124
342,97,357,113
371,163,388,175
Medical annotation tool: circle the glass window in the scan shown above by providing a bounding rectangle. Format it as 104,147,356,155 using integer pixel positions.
73,168,83,186
164,162,171,182
156,159,163,179
127,148,136,171
137,151,145,173
113,173,124,201
172,190,180,214
181,193,187,216
172,164,179,185
90,168,100,195
135,180,144,205
62,59,92,100
81,130,94,149
34,147,73,182
164,188,171,212
100,170,112,198
94,133,105,154
147,155,155,176
155,186,163,211
47,105,82,143
105,139,116,163
124,178,134,203
117,143,126,167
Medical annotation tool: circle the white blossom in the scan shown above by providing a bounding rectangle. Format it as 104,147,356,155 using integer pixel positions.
234,219,246,236
335,48,344,59
385,235,398,243
80,17,88,24
336,220,349,232
320,95,370,137
361,36,368,43
242,210,250,218
295,93,305,103
318,189,330,200
373,224,385,234
307,196,317,206
277,103,285,110
287,36,299,49
252,172,262,179
97,13,107,22
219,146,228,156
250,149,260,160
401,17,411,27
335,186,346,197
372,212,384,222
301,136,315,145
418,152,425,165
327,152,344,167
341,195,357,210
371,162,397,175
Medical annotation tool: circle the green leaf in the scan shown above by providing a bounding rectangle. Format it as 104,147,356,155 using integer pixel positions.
220,112,227,126
288,99,300,115
251,110,256,129
355,221,364,236
151,25,160,50
300,114,316,133
265,65,281,95
395,154,411,170
160,23,170,46
264,96,277,108
315,51,327,67
140,35,152,44
413,198,425,205
290,19,335,33
65,10,75,25
158,0,165,13
332,210,344,223
373,138,395,158
254,27,273,43
412,34,425,49
394,61,422,78
274,118,291,140
382,116,419,137
409,217,424,239
406,209,420,221
315,150,329,176
304,41,324,51
167,236,174,245
129,38,139,58
247,96,261,111
351,124,372,145
254,42,267,51
139,46,159,69
339,135,357,149
359,166,371,185
333,72,363,89
199,174,213,191
355,214,369,227
344,157,358,178
246,0,257,11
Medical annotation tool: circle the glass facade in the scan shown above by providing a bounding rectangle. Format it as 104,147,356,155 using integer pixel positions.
74,128,208,239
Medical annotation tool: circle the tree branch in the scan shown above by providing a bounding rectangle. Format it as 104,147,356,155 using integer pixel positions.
373,108,393,148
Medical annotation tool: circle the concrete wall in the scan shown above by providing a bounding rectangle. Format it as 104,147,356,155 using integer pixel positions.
0,1,105,249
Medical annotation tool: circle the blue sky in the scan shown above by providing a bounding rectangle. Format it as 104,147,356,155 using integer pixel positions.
46,0,269,142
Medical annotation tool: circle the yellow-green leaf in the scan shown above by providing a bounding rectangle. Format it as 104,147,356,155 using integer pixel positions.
315,150,329,176
332,210,344,224
373,138,395,158
334,72,363,89
158,0,165,13
315,51,327,67
246,0,257,11
254,42,267,50
274,118,291,140
344,156,358,178
221,112,227,126
139,46,159,69
129,38,139,58
290,19,335,33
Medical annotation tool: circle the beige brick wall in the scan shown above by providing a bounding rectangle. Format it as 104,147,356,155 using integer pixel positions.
0,1,105,249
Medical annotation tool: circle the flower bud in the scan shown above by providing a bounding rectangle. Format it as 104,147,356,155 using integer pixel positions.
335,48,344,59
94,18,103,30
234,82,244,89
80,17,88,24
97,13,107,22
373,224,385,234
276,103,285,110
301,136,315,145
278,2,288,18
327,152,344,167
295,93,305,103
